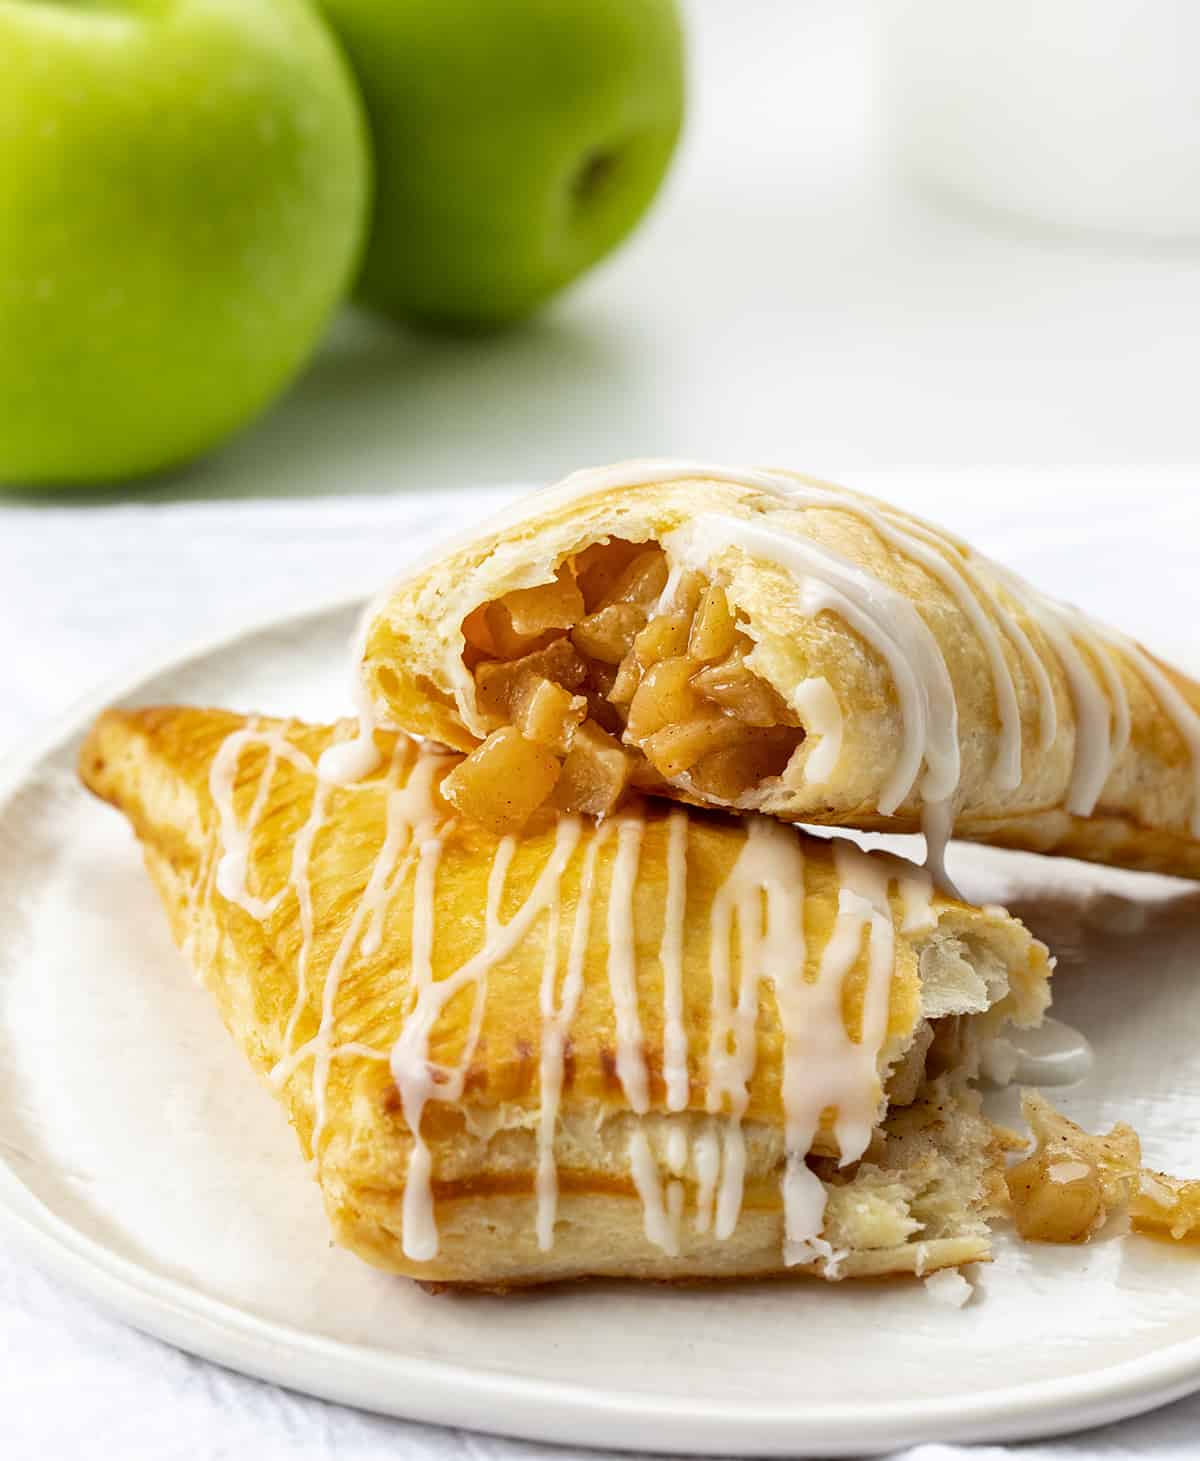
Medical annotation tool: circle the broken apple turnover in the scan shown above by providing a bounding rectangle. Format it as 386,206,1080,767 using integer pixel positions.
356,461,1200,879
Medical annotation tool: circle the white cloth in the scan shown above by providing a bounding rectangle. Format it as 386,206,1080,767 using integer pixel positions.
2,482,1200,1460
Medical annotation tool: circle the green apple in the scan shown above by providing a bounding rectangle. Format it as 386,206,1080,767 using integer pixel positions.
0,0,370,487
317,0,684,330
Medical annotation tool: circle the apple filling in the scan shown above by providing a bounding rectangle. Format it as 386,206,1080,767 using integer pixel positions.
442,539,804,833
1005,1092,1200,1245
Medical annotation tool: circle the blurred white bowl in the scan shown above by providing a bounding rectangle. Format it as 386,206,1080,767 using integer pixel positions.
879,0,1200,240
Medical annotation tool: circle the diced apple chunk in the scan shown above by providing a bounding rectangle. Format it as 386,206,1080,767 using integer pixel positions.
595,547,669,609
642,716,748,778
688,730,801,799
625,658,700,741
476,638,588,724
497,566,585,637
688,582,740,663
571,602,646,664
1131,1170,1200,1241
513,677,587,753
441,728,561,834
553,722,630,817
691,659,790,726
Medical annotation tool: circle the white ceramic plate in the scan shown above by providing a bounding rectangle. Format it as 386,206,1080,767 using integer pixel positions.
2,596,1200,1457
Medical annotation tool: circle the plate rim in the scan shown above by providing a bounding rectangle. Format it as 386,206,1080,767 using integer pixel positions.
3,590,1200,1457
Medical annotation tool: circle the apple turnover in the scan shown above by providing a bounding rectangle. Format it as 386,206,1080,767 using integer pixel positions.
80,706,1052,1288
355,461,1200,879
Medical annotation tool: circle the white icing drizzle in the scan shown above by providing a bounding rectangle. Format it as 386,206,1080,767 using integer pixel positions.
318,603,388,785
533,870,563,1251
660,810,690,1112
824,844,897,1156
696,817,900,1260
281,774,334,1053
769,482,1025,790
628,1129,682,1256
268,744,440,1081
535,825,610,1250
1093,621,1200,835
986,568,1128,818
665,1124,689,1175
606,813,650,1113
362,755,448,957
714,1117,747,1241
898,866,937,933
920,798,963,903
303,744,420,1151
668,1174,685,1238
487,837,517,935
692,1122,721,1235
210,719,310,919
703,822,777,1235
896,515,1058,755
780,841,896,1266
315,725,380,786
654,562,686,617
791,677,844,785
392,816,584,1259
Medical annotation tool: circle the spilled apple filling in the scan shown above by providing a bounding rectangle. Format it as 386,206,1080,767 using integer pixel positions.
444,539,804,833
1006,1093,1200,1245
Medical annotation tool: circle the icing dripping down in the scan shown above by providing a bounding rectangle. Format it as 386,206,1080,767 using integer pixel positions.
535,825,610,1250
982,1017,1094,1088
920,798,963,901
692,1123,721,1235
769,483,1027,790
660,810,690,1112
210,718,309,919
780,840,899,1267
391,816,584,1260
629,1129,683,1256
317,598,390,785
791,677,844,786
606,814,650,1113
208,719,939,1271
297,743,421,1152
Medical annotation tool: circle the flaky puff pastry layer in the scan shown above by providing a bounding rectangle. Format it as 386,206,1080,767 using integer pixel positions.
80,706,1049,1287
360,462,1200,878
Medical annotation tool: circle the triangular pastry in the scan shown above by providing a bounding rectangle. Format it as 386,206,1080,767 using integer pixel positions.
356,461,1200,880
80,705,1051,1287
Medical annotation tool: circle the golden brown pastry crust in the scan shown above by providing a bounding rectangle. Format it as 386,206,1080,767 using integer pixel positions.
359,463,1200,878
80,705,1050,1286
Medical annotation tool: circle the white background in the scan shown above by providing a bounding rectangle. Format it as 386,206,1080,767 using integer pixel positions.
2,3,1199,1457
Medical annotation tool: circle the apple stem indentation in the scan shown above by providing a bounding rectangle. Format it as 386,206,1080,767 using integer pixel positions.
572,148,621,209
